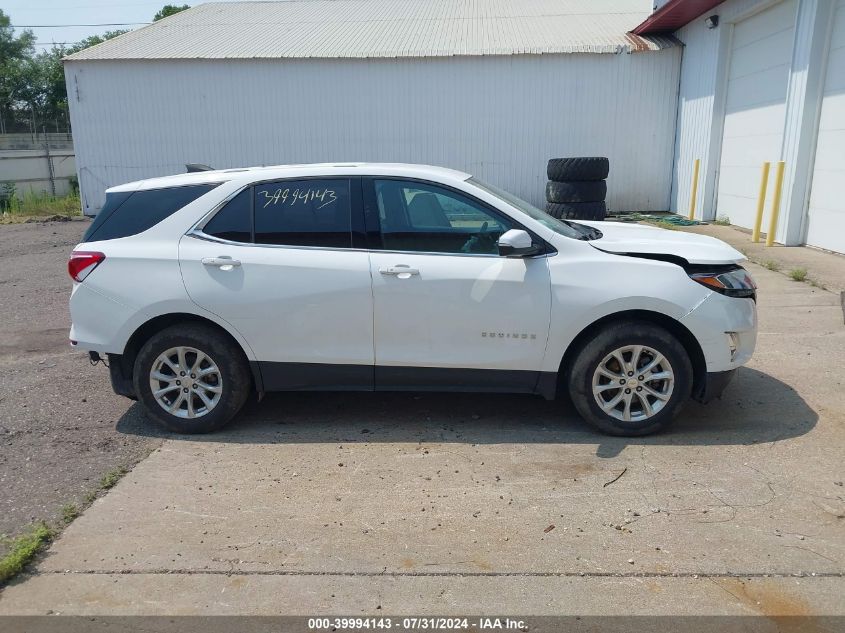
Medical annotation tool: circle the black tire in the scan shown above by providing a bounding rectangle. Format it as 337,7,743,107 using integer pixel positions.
547,157,609,181
546,180,607,203
133,323,251,434
545,201,606,221
567,320,693,436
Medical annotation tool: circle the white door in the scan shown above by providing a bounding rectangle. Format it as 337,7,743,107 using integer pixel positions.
366,178,551,392
716,0,797,229
179,178,375,389
805,0,845,253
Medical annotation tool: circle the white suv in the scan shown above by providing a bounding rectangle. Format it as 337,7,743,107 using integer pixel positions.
68,163,757,436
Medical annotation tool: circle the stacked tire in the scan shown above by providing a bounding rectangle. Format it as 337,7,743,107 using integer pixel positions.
545,157,609,221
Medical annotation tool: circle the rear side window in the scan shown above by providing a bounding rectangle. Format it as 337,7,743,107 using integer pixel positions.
254,179,351,248
83,184,219,242
203,189,251,243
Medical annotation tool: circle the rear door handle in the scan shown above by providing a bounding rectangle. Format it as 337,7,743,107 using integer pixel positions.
202,256,241,270
379,265,419,278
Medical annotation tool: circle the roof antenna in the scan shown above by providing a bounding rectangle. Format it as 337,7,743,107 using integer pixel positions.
186,163,213,172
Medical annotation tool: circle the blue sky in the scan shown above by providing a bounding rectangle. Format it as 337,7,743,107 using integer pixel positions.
5,0,247,49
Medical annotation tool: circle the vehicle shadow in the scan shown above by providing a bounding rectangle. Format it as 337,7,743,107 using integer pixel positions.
116,367,817,458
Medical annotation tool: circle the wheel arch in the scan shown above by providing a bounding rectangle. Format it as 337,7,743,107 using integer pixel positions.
548,309,706,400
108,313,262,398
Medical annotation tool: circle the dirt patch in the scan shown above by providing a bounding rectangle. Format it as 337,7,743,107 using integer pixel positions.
0,328,69,357
716,578,810,616
0,221,162,557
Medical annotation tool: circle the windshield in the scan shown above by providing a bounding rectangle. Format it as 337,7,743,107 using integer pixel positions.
468,177,601,241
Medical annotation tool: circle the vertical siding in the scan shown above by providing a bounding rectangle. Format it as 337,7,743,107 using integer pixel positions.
671,17,721,218
671,0,791,220
671,0,838,250
805,0,845,251
66,50,680,214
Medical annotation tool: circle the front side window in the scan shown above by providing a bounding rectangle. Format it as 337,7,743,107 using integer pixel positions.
254,179,351,248
468,177,590,240
374,180,512,254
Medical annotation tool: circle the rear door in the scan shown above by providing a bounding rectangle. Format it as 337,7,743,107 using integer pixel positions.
179,177,375,390
365,178,552,392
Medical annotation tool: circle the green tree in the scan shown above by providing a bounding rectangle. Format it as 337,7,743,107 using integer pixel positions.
154,4,190,21
0,9,35,132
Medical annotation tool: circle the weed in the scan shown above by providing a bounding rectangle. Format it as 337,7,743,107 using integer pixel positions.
0,190,82,222
808,279,827,290
789,267,808,282
61,504,80,524
0,522,53,584
763,260,781,272
84,490,98,505
713,215,731,226
646,220,678,231
99,466,128,490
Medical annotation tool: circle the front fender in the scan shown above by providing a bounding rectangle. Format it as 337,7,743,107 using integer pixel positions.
541,254,711,374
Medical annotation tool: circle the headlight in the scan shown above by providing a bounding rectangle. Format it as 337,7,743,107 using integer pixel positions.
689,267,756,299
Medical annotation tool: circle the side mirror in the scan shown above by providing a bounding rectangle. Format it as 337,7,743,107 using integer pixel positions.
498,229,540,257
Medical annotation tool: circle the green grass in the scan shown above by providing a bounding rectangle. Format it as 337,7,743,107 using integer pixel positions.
0,522,53,584
61,504,80,525
713,215,731,226
0,189,82,222
0,462,135,585
645,220,679,231
99,466,128,490
763,260,781,272
789,267,808,282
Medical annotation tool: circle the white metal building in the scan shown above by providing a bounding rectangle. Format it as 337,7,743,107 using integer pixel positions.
639,0,845,253
64,0,680,215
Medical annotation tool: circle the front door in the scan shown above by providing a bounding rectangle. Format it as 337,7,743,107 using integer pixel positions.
179,177,374,390
365,178,551,392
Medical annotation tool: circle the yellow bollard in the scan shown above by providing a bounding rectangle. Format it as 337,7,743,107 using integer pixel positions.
766,161,786,247
688,158,700,221
751,161,771,243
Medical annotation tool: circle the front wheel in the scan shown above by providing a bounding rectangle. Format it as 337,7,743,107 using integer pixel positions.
567,321,693,436
133,323,251,434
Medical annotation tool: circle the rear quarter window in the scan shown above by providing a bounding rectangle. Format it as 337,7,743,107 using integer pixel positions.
83,184,219,242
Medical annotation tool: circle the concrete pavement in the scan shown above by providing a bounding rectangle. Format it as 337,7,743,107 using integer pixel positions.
1,261,843,616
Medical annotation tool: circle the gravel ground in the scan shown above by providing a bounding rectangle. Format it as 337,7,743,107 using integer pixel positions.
0,220,163,555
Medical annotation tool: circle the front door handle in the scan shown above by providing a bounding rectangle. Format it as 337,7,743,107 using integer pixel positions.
202,256,241,270
379,265,420,278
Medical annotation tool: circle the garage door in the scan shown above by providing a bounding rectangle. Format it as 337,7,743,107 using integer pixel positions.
805,0,845,253
716,0,797,229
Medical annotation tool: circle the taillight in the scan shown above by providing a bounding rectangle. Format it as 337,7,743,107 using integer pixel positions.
68,251,105,282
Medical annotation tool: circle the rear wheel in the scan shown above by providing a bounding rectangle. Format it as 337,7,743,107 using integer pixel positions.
567,321,692,436
133,323,251,433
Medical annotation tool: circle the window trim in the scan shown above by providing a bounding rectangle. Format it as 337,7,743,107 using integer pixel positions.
363,176,553,258
190,175,554,258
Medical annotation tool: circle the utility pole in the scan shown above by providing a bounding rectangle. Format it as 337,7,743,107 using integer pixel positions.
44,127,56,197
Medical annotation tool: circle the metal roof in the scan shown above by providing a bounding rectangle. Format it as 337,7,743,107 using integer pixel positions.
65,0,677,61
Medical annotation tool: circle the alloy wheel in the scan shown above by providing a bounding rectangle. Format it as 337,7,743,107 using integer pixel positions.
591,344,674,422
148,346,223,419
